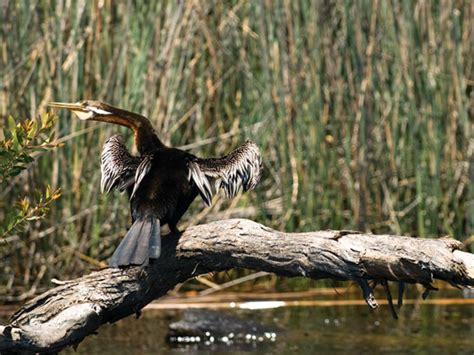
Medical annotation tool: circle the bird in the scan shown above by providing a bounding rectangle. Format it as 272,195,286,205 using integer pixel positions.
48,100,262,268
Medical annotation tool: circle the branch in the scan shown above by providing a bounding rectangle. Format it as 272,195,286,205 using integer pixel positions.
1,219,473,353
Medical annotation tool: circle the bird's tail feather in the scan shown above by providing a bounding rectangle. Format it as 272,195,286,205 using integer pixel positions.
109,216,161,267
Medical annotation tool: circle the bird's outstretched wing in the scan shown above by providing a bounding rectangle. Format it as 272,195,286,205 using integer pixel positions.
100,134,141,193
187,140,263,205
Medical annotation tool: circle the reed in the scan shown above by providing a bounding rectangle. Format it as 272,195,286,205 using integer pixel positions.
1,1,471,295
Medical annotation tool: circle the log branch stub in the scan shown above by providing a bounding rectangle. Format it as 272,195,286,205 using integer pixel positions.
1,218,473,353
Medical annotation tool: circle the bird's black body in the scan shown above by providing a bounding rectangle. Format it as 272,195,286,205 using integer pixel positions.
131,147,199,232
48,100,262,268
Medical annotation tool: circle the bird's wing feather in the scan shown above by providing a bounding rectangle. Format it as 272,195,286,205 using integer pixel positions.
187,160,214,206
100,134,141,193
188,140,262,205
130,155,153,200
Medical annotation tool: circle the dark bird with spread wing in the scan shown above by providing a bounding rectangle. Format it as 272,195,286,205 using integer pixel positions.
49,101,262,268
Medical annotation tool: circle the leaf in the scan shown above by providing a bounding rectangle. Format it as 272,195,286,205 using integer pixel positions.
2,139,13,149
9,124,19,150
19,197,30,212
45,185,51,199
41,112,56,129
7,116,16,134
52,188,62,200
8,166,25,177
19,154,34,164
26,120,38,139
0,149,12,157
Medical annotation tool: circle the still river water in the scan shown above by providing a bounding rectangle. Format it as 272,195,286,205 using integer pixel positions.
65,292,473,354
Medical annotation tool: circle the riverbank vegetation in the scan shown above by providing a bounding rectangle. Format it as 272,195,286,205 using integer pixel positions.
1,1,471,298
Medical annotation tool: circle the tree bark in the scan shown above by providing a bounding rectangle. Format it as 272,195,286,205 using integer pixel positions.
1,218,473,353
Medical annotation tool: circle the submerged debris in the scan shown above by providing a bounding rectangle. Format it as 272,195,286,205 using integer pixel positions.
167,309,277,346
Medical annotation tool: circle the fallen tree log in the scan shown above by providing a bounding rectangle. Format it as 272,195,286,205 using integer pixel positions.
1,218,473,353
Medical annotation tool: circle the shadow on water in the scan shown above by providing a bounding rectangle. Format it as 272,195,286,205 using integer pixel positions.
61,298,474,354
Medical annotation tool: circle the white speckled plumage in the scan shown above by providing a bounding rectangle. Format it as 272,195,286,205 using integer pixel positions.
101,137,262,206
100,134,140,193
188,140,263,202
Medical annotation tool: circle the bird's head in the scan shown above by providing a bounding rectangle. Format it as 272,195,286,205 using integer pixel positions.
48,100,162,151
48,100,114,121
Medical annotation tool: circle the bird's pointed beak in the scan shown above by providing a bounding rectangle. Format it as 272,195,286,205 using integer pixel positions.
48,101,97,120
48,102,88,112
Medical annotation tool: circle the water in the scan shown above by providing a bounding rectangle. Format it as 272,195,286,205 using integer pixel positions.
66,301,474,354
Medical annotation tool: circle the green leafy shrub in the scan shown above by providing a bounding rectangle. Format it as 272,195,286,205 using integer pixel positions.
0,112,62,239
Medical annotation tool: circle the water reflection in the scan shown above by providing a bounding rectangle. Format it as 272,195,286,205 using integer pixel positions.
65,301,474,354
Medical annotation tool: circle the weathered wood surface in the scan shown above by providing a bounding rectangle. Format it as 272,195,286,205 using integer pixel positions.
1,218,473,353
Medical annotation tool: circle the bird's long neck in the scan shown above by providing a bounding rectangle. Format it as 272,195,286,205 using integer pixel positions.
94,108,164,154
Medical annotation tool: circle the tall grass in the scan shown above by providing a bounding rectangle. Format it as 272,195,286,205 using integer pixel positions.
1,1,471,295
